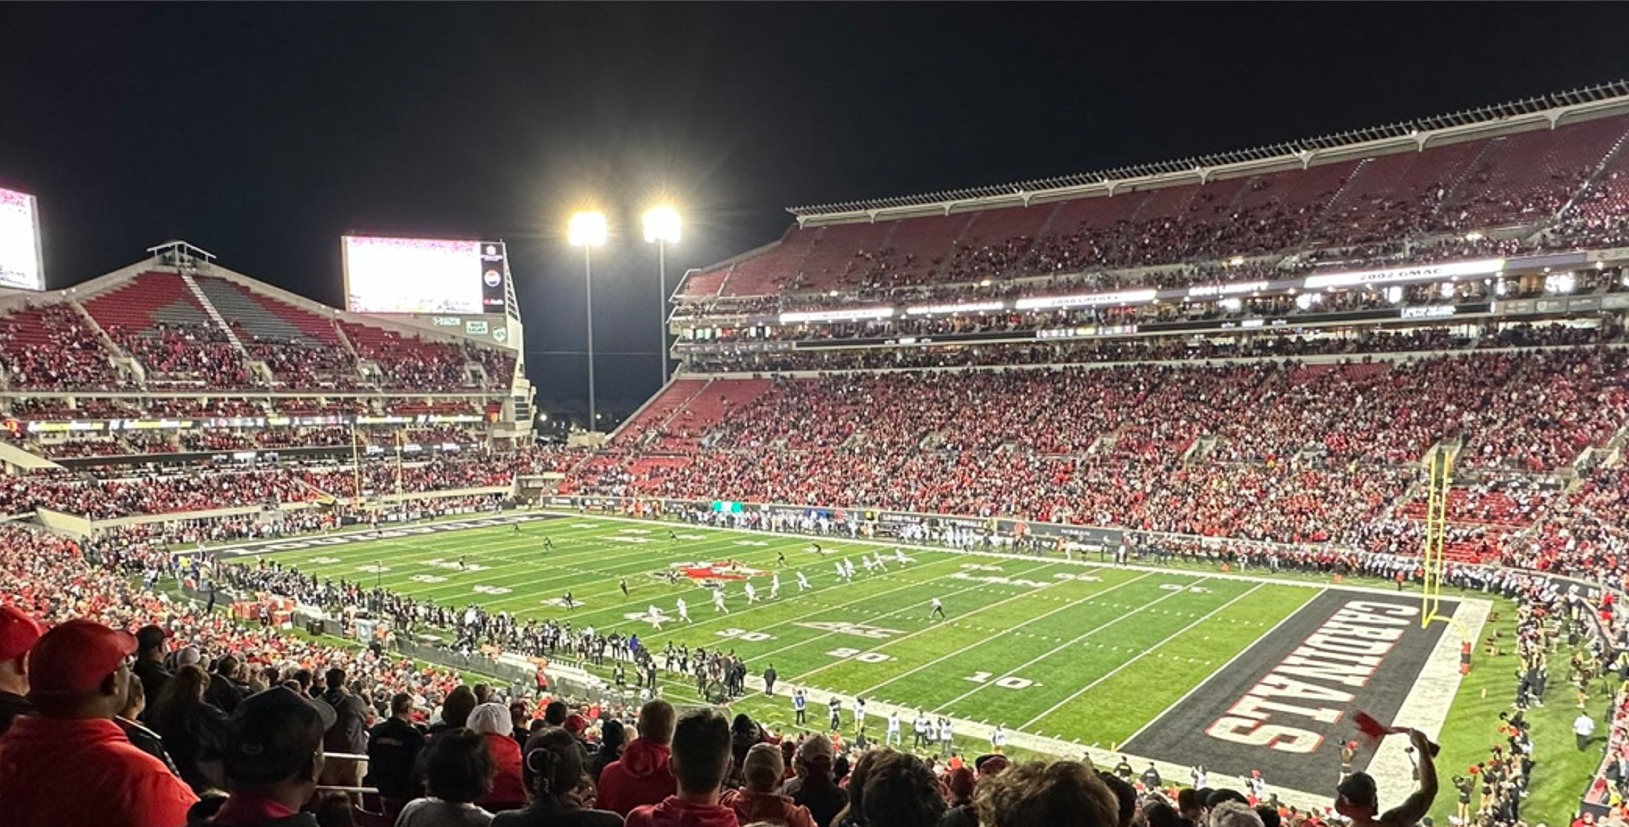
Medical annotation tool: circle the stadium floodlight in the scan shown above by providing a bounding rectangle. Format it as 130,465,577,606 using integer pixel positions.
569,210,608,432
568,210,608,248
643,205,681,245
643,206,681,385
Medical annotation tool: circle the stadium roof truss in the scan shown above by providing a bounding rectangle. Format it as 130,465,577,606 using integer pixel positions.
786,79,1629,225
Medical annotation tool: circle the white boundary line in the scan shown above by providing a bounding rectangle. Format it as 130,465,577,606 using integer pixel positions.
1019,582,1265,729
838,571,1160,695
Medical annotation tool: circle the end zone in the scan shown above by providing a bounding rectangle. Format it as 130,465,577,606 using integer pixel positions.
1123,590,1462,794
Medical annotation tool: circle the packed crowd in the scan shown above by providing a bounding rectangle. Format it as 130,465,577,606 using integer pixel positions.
109,323,258,390
0,451,550,519
0,304,127,390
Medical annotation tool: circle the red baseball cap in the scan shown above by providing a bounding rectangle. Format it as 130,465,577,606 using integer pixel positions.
28,619,137,695
0,606,43,662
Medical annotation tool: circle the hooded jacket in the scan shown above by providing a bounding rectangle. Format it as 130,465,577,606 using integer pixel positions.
624,797,740,827
597,738,678,815
722,789,816,827
0,715,199,827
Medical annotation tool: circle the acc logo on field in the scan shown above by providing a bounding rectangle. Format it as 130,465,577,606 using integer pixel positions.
539,597,582,609
795,621,903,640
311,556,341,565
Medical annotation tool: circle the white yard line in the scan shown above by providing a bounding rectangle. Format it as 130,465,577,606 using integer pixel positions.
1020,582,1265,730
930,577,1216,713
1116,585,1327,747
853,572,1158,697
747,561,1070,666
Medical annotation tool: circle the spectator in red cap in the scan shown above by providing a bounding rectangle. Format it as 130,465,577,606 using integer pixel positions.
0,618,199,827
184,685,338,827
0,605,43,736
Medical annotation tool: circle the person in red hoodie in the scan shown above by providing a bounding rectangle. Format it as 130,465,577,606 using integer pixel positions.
0,618,199,827
722,742,815,827
624,707,739,827
471,702,530,811
599,699,678,816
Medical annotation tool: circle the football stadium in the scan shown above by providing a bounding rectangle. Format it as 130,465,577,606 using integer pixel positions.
5,7,1629,827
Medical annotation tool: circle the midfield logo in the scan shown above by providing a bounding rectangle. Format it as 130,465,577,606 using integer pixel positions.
795,621,904,640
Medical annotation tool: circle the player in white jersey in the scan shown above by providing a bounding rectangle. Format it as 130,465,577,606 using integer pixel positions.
894,548,909,566
676,598,690,623
648,605,665,630
930,598,946,620
744,582,758,604
862,556,876,573
886,711,901,746
872,552,887,570
770,573,781,599
991,724,1006,754
844,559,856,579
712,589,728,613
835,561,848,581
853,697,867,732
797,571,811,591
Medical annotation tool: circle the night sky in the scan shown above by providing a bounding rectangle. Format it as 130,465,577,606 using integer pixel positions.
3,3,1629,414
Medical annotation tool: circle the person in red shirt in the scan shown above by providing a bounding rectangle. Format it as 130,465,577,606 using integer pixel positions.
0,605,43,736
722,742,815,827
599,698,679,816
0,618,199,827
625,707,739,827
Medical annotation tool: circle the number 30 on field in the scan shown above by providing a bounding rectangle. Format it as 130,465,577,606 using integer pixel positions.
827,647,893,663
716,628,774,642
963,671,1035,689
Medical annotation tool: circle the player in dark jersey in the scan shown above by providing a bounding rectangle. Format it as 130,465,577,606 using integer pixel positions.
776,550,788,567
620,577,630,598
563,591,575,610
544,536,554,550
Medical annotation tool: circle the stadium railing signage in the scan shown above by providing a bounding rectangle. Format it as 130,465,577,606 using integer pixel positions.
1300,258,1506,290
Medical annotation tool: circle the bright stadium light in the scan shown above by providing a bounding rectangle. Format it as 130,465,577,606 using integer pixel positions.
569,210,608,432
569,210,608,248
644,206,681,385
643,205,681,245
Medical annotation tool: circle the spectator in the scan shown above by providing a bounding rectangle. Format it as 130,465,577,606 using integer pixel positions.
183,686,337,827
1334,729,1438,827
116,672,182,776
0,605,42,736
722,742,815,827
624,707,737,827
974,760,1118,827
438,686,480,733
152,662,230,794
859,751,946,827
398,728,497,827
471,702,529,811
207,654,247,715
0,619,198,827
782,735,845,827
494,726,624,827
134,623,173,718
1209,802,1264,827
366,692,426,821
588,719,626,785
938,766,977,827
730,713,776,784
319,667,371,790
599,699,679,816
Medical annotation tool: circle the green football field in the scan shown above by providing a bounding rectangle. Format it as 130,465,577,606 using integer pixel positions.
242,514,1312,739
224,511,1601,822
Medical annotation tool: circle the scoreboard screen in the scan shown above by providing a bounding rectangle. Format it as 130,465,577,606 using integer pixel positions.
0,187,44,291
343,235,507,315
